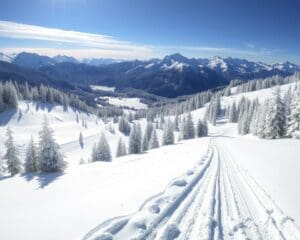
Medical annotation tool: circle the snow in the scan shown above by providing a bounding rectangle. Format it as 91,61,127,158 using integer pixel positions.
208,56,228,72
1,81,300,240
161,61,188,72
0,136,209,240
90,85,115,92
144,62,155,69
101,96,148,110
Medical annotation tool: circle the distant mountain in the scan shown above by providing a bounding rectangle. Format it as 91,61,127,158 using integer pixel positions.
0,60,74,90
37,53,300,97
0,52,16,63
53,55,79,64
82,58,122,66
12,52,57,69
1,52,299,98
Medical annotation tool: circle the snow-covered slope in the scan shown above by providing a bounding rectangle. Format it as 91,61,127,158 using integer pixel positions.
0,81,300,240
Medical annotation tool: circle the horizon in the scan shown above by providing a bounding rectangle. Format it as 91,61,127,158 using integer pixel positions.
1,50,298,65
0,0,299,64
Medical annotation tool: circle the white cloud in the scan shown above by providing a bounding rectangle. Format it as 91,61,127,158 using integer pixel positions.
0,20,153,54
0,20,278,60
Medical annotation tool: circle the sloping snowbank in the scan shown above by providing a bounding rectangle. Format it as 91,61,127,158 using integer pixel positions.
0,137,209,240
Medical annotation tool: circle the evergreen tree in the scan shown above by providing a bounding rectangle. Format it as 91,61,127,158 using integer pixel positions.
116,137,127,157
196,119,208,137
228,101,237,123
4,127,21,176
25,137,39,173
0,153,5,176
79,131,84,148
174,114,179,131
142,132,149,151
96,133,112,161
186,112,195,139
264,88,286,139
287,89,300,138
118,116,131,135
162,119,174,145
39,118,67,172
129,123,142,154
149,127,159,149
145,122,153,141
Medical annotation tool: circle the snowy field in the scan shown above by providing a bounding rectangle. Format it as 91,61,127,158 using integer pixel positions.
90,85,115,92
0,82,300,239
101,96,148,110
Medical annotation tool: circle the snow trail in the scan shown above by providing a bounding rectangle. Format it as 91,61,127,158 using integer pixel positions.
84,137,300,240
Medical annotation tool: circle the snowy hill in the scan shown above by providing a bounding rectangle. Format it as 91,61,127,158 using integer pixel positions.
0,81,300,240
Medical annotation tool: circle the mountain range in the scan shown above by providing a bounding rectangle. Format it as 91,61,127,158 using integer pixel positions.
0,52,299,97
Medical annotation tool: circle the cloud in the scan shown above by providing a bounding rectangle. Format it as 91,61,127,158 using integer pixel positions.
0,20,153,54
0,20,279,60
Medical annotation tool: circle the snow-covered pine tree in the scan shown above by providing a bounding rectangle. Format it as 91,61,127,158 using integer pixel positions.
25,137,39,173
228,101,238,123
118,116,131,135
2,81,18,108
149,127,159,149
79,131,84,148
94,133,112,161
174,114,179,131
186,112,195,139
91,144,97,162
0,151,6,176
142,132,149,151
116,137,127,157
162,119,174,145
4,127,21,176
129,123,142,154
196,119,208,137
286,89,300,138
264,88,286,139
145,122,153,141
39,118,67,172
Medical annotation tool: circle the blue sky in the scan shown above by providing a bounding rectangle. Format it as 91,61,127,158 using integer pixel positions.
0,0,299,63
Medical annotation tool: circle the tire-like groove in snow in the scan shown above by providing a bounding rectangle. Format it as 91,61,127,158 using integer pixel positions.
83,137,300,240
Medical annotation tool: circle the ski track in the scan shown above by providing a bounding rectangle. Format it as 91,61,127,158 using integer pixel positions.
84,137,300,240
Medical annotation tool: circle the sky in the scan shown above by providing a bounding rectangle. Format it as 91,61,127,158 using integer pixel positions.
0,0,299,63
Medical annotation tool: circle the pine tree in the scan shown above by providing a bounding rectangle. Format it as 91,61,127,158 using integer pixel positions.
93,133,112,161
39,118,67,172
118,116,131,135
142,132,149,151
4,127,21,176
25,137,39,173
149,127,159,149
186,112,195,139
180,113,195,140
145,122,153,141
228,101,237,123
162,119,174,145
287,89,300,138
129,123,142,154
196,119,208,137
116,137,127,157
264,88,286,139
79,131,84,148
0,151,6,176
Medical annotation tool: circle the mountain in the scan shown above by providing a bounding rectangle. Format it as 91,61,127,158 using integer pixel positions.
0,60,74,90
0,52,16,62
53,55,79,64
82,58,122,66
38,53,300,97
2,52,300,98
9,52,121,69
12,52,57,69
